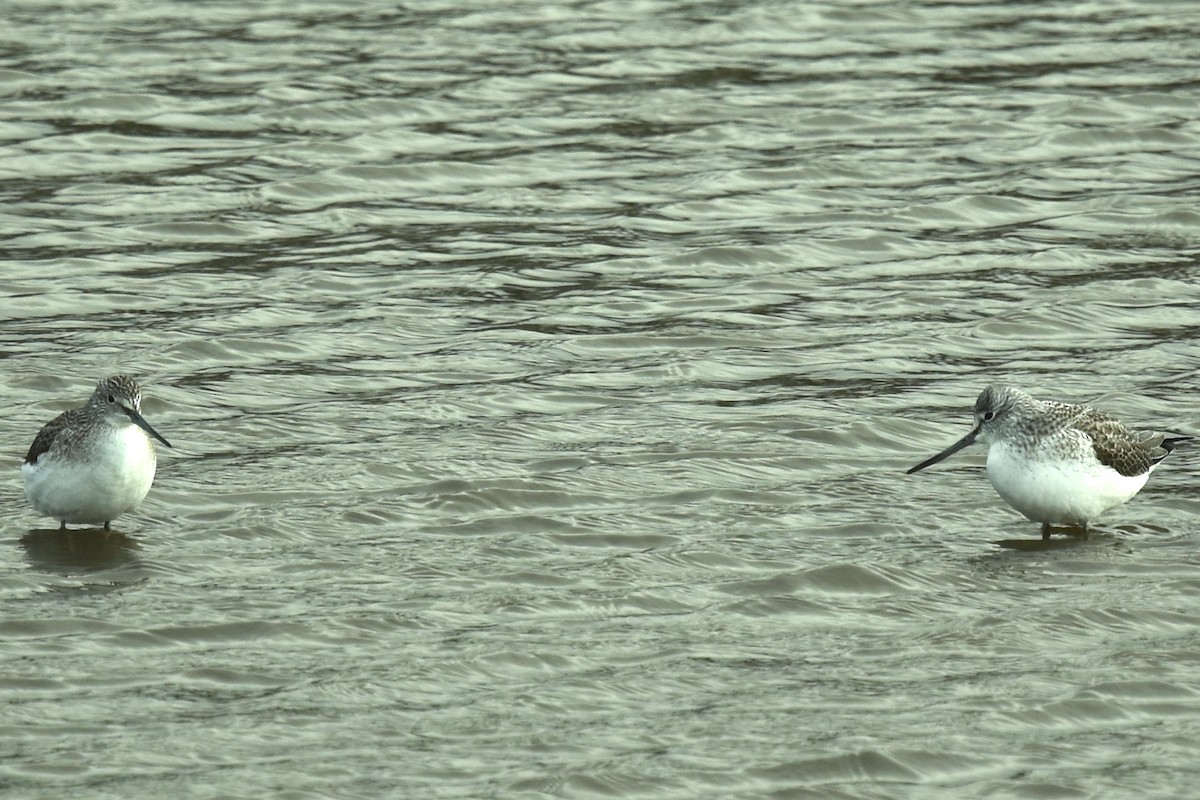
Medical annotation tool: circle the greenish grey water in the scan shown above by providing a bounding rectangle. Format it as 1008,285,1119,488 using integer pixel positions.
4,1,1200,798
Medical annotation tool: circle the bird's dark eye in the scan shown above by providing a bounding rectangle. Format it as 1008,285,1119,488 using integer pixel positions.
107,394,116,404
983,411,996,421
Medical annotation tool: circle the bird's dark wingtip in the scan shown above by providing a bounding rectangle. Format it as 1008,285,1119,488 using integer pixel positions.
1161,435,1193,453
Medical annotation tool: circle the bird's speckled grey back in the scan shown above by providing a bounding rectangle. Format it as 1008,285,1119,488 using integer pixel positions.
978,385,1180,478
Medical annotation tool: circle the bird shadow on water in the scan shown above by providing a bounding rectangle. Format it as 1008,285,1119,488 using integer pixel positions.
20,527,143,577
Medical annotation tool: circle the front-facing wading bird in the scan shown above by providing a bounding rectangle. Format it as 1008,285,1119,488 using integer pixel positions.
22,375,172,530
907,385,1190,538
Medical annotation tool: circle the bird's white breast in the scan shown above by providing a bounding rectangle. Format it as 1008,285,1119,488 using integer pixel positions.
985,439,1148,525
22,423,158,525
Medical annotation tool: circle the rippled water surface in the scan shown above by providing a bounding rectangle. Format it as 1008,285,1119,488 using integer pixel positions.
4,1,1200,797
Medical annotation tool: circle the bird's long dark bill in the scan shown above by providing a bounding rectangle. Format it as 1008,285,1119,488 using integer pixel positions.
128,408,173,448
906,428,978,474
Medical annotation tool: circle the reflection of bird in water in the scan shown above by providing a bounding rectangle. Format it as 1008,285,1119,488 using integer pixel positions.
21,528,142,574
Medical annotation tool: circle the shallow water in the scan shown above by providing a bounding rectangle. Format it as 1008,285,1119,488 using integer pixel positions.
4,1,1200,798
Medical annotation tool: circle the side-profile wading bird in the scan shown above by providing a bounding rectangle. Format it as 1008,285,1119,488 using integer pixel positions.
907,385,1190,538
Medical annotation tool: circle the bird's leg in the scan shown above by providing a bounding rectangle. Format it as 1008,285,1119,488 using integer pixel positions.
1042,522,1051,540
103,521,111,532
59,520,66,531
1081,522,1088,541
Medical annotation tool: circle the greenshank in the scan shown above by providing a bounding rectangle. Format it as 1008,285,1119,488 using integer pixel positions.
22,375,172,530
907,385,1189,538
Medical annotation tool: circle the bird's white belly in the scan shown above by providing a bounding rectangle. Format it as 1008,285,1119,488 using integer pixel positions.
985,441,1148,525
22,426,157,525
